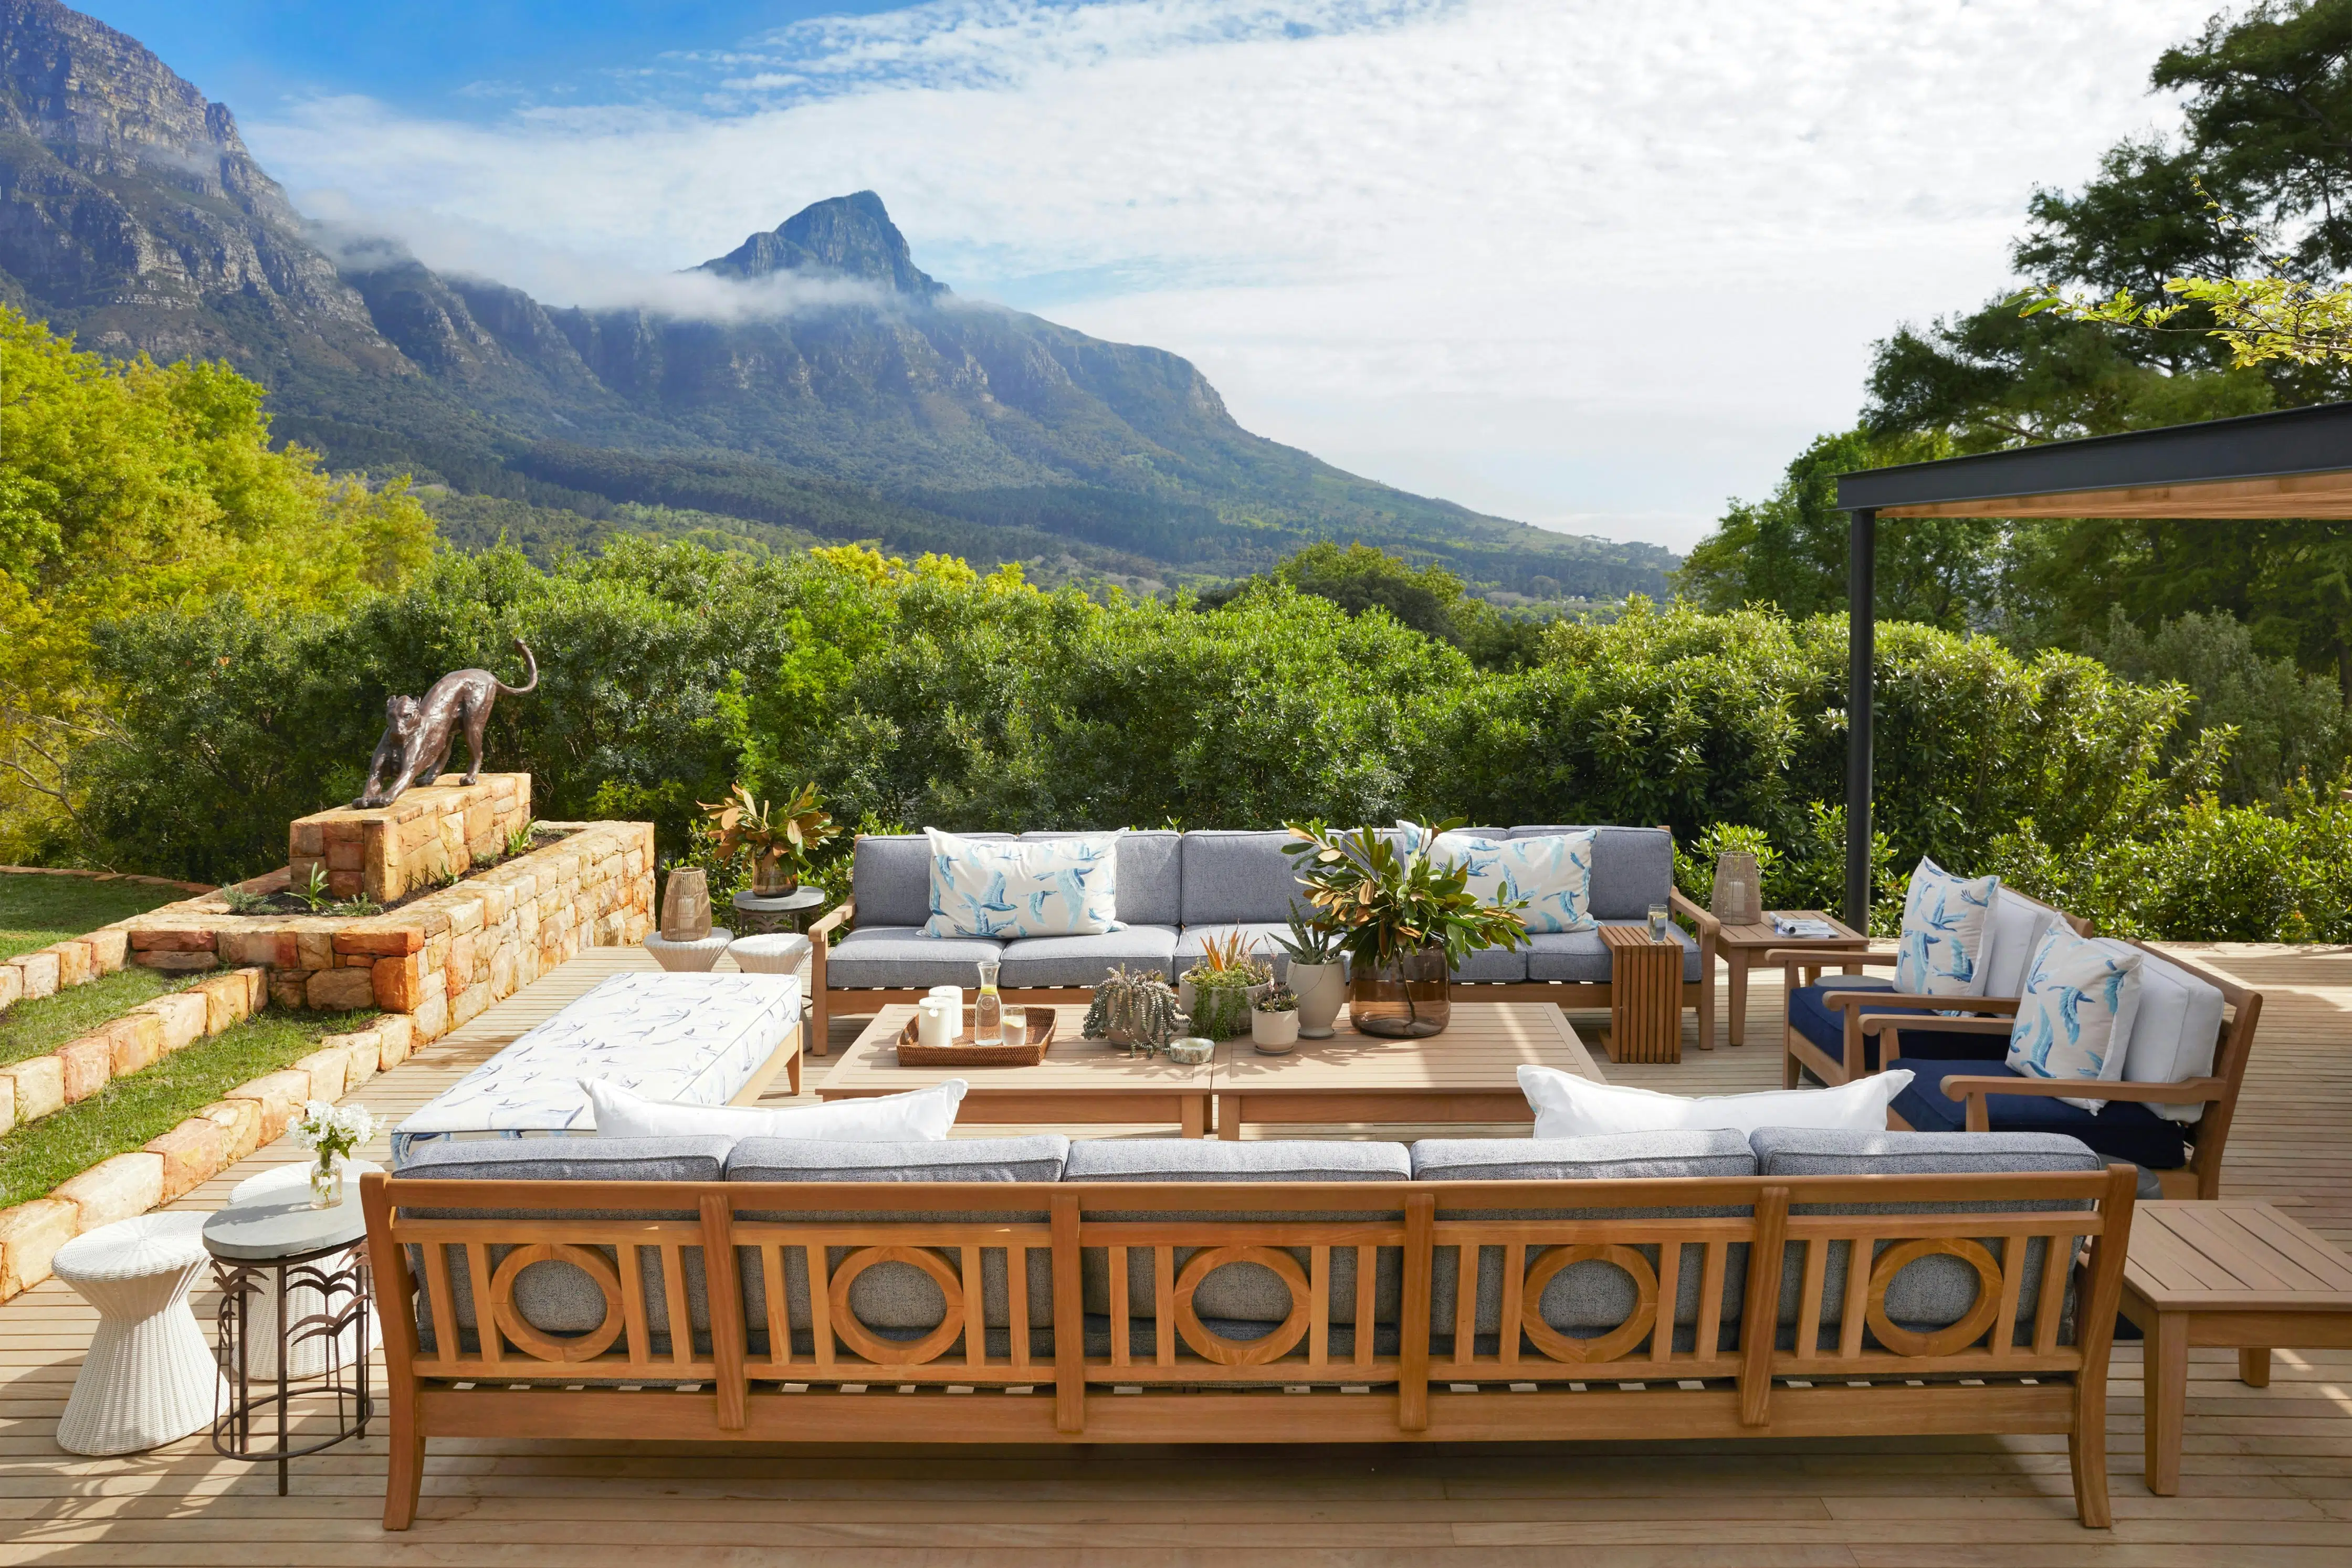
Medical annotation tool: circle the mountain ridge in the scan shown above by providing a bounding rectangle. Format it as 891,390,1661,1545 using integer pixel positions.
0,0,1675,598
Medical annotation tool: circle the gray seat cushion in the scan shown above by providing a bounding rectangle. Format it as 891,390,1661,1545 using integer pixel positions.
999,925,1179,987
1411,1131,1755,1338
727,1136,1068,1335
827,926,1003,989
1510,826,1673,920
1023,830,1181,927
1179,830,1307,926
397,1136,733,1352
1066,1139,1410,1326
1747,1128,2102,1344
1526,920,1699,983
1173,921,1290,965
850,832,1014,929
1448,943,1528,982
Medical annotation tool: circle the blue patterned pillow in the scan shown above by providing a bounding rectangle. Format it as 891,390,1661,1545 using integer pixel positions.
1895,857,1999,997
922,829,1124,939
2005,928,2144,1112
1401,822,1595,934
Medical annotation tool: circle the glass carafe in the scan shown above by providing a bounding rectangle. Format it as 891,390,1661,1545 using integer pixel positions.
974,960,1003,1044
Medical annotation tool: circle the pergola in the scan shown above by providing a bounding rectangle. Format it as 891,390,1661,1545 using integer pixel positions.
1833,398,2352,928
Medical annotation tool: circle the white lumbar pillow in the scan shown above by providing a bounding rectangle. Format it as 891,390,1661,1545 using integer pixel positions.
1517,1064,1913,1138
922,827,1124,939
584,1078,967,1141
1895,857,2000,997
2004,928,2143,1113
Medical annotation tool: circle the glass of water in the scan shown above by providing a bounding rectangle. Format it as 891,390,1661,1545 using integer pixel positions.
1647,902,1671,942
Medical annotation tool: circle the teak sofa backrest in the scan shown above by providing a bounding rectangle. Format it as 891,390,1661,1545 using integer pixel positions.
364,1164,2138,1530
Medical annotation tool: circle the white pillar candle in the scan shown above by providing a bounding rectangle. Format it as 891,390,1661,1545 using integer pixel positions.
916,999,952,1049
927,985,964,1037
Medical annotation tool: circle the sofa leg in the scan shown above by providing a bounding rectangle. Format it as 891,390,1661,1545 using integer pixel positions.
384,1427,425,1530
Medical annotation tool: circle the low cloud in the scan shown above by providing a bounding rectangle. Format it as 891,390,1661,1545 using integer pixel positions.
244,0,2215,536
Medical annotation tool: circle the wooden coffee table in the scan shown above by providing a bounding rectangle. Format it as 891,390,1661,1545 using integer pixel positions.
2117,1199,2352,1496
1713,909,1871,1047
820,1003,1215,1136
1212,1001,1600,1139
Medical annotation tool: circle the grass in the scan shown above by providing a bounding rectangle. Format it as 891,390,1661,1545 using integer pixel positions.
0,871,189,962
0,1005,380,1209
0,967,192,1068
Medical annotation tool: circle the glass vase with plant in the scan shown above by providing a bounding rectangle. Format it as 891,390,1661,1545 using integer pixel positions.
1282,819,1527,1038
699,782,838,896
291,1101,377,1208
1180,929,1273,1040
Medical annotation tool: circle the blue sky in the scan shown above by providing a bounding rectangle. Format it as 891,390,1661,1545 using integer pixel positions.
81,1,2219,551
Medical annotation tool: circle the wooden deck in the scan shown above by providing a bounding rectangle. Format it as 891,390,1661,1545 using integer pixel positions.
4,942,2349,1563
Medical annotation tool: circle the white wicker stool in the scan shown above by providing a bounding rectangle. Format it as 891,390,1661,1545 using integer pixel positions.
643,928,733,971
51,1212,220,1455
223,1161,383,1377
728,933,811,975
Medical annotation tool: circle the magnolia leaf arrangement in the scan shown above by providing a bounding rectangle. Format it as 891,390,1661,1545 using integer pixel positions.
698,782,838,887
1083,964,1182,1056
1282,819,1527,971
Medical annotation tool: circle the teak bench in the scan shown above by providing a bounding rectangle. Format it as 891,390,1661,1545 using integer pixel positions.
364,1163,2137,1530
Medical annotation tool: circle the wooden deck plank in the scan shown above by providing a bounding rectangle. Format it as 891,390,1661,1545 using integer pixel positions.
0,940,2345,1562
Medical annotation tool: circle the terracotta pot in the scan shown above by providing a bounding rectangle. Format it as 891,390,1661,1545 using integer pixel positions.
750,853,799,897
1349,944,1451,1038
659,867,713,940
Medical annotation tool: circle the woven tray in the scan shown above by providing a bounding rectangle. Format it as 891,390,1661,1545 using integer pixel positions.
895,1005,1056,1067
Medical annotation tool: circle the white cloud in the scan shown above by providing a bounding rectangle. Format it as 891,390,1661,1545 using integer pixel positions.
244,0,2218,551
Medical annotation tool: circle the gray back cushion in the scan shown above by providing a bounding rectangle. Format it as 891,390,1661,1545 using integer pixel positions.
728,1136,1068,1333
1509,825,1673,919
1412,1131,1756,1339
852,832,1013,930
1179,830,1308,925
398,1136,732,1348
1065,1139,1410,1325
1749,1129,2102,1344
1023,830,1181,926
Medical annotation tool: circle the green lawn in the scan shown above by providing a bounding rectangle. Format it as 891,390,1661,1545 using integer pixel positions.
0,872,190,962
0,966,191,1068
0,1005,380,1209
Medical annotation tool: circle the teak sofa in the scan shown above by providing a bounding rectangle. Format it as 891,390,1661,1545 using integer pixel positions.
808,827,1718,1050
364,1128,2136,1530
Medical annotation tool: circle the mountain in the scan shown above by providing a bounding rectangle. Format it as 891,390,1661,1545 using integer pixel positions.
0,0,1676,599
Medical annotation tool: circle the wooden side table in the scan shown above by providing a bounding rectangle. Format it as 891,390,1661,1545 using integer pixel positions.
1712,909,1870,1047
2117,1200,2352,1496
1598,924,1681,1064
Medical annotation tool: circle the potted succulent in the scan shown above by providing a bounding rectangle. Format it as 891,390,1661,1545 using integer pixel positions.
699,781,837,896
1251,979,1300,1054
1179,928,1273,1040
1282,819,1527,1038
1270,904,1348,1038
1082,964,1182,1056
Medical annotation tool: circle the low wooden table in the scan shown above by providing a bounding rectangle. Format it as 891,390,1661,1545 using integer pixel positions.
820,1003,1215,1136
1598,924,1682,1064
1212,1001,1600,1139
1713,909,1871,1047
2117,1199,2352,1496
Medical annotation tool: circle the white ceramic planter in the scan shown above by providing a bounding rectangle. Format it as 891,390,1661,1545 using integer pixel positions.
1286,962,1344,1038
1251,1007,1300,1053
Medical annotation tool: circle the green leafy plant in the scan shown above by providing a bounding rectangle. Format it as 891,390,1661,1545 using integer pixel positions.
1270,903,1346,966
1283,819,1527,971
1182,929,1272,1038
1253,980,1298,1013
217,883,275,915
699,781,838,887
504,817,541,858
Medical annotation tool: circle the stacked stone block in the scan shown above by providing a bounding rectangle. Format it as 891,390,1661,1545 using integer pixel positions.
288,773,530,903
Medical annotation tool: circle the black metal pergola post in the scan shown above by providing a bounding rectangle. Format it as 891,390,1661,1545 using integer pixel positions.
1832,398,2352,941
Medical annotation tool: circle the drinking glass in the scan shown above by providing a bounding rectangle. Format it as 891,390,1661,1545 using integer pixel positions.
1647,902,1670,942
1000,1006,1026,1050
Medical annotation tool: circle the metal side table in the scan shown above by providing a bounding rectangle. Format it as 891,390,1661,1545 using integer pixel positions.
203,1165,375,1495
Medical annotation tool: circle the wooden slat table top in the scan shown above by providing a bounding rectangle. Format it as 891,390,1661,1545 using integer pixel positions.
1713,909,1870,953
1597,923,1675,954
1212,1002,1599,1093
817,1003,1213,1096
2124,1200,2352,1310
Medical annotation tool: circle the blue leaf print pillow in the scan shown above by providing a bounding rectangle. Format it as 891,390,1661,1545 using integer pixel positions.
1894,857,2000,998
2004,928,2144,1112
922,829,1125,939
1404,823,1596,934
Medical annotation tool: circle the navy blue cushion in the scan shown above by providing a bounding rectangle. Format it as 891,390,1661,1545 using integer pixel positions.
1890,1059,2189,1170
1788,985,2011,1073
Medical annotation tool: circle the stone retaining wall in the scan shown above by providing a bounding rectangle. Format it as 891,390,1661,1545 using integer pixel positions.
1,926,129,1013
289,772,531,903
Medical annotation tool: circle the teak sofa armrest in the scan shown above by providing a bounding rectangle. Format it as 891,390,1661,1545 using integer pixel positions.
1763,946,1896,968
1840,993,2021,1016
805,896,854,1057
1862,1014,2015,1036
808,896,856,944
1667,887,1718,940
1932,1074,2229,1132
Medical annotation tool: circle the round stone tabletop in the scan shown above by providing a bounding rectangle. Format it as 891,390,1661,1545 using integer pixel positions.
204,1167,372,1261
732,887,825,914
